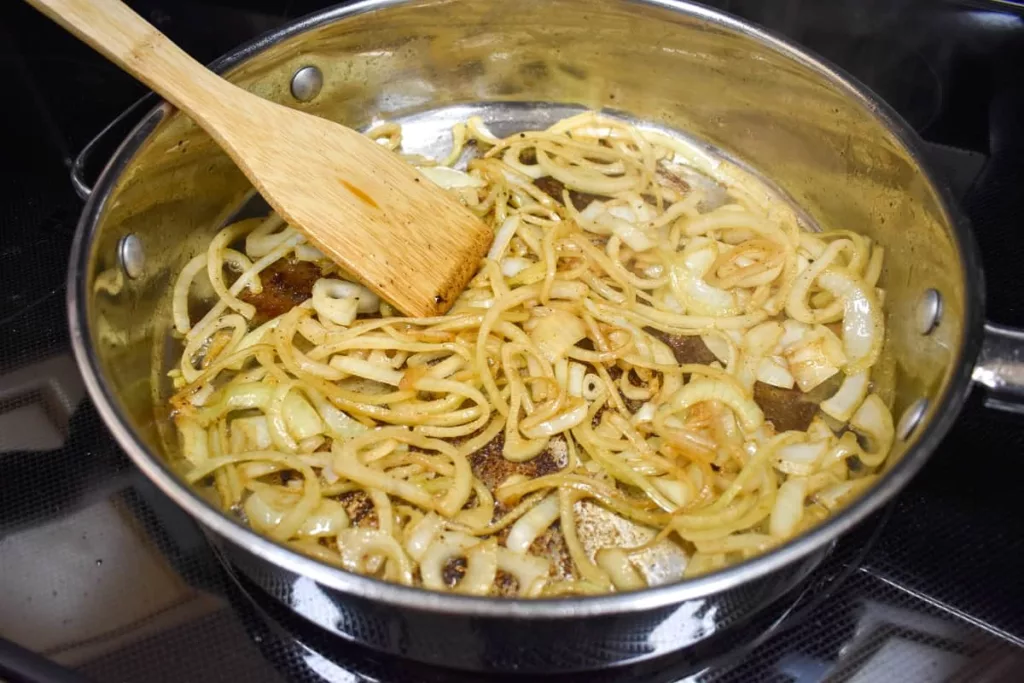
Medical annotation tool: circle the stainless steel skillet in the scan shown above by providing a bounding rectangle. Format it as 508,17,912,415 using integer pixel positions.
66,0,1024,672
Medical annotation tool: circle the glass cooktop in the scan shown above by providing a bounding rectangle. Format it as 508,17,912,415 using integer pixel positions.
1,1,1022,681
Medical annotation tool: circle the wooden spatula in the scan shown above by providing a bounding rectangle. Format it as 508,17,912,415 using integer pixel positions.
28,0,493,317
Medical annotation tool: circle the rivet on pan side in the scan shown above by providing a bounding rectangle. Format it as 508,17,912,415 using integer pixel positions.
118,234,145,279
916,289,942,335
290,65,323,102
897,398,928,441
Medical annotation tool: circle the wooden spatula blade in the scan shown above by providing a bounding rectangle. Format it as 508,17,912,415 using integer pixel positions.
220,101,493,317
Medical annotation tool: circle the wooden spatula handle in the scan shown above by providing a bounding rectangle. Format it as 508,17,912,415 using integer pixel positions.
27,0,495,318
25,0,226,120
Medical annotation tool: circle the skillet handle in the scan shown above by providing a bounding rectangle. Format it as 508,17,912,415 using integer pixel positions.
70,92,156,200
972,322,1024,414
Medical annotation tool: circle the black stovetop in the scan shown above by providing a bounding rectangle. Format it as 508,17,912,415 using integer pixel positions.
1,1,1024,682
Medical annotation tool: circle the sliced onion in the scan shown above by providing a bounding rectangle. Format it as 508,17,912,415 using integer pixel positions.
500,257,533,278
169,113,895,596
554,358,569,391
806,416,835,442
454,479,495,529
769,478,807,537
582,373,605,401
233,318,280,362
701,333,732,364
229,415,273,452
177,417,209,466
684,552,727,578
419,166,486,189
784,326,845,392
674,270,739,316
506,494,560,554
567,362,586,397
820,371,869,421
693,533,776,555
669,243,740,317
282,391,324,440
652,476,690,508
297,316,330,346
189,382,215,407
663,378,764,434
520,398,588,438
632,402,656,425
738,354,758,393
338,528,414,585
245,490,350,538
293,243,325,261
815,476,876,510
465,116,500,145
501,430,550,463
488,215,521,261
549,280,590,300
579,200,606,224
849,393,894,467
172,253,208,334
420,531,498,595
196,382,273,425
778,319,811,350
180,314,248,382
784,240,853,324
817,269,884,374
314,278,380,318
595,547,646,591
864,245,885,287
459,541,499,595
496,547,551,596
773,439,829,475
595,212,655,252
744,322,784,357
330,355,404,386
819,430,862,469
404,512,445,562
244,214,289,258
647,334,683,397
756,356,795,389
529,309,587,362
332,444,464,516
315,401,368,441
610,200,656,225
311,279,358,326
536,147,635,195
417,532,476,590
502,146,546,179
815,481,856,510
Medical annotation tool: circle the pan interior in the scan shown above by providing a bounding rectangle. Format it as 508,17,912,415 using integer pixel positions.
78,0,969,607
153,100,831,584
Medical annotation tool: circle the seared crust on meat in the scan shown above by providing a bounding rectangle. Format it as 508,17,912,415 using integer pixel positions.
533,176,607,211
644,328,719,365
239,259,322,324
642,328,823,432
753,381,818,432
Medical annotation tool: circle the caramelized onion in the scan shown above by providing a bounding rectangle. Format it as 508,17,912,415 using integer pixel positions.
173,112,893,598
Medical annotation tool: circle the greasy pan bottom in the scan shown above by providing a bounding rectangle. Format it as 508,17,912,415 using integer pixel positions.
165,101,838,670
71,0,987,671
169,100,824,593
